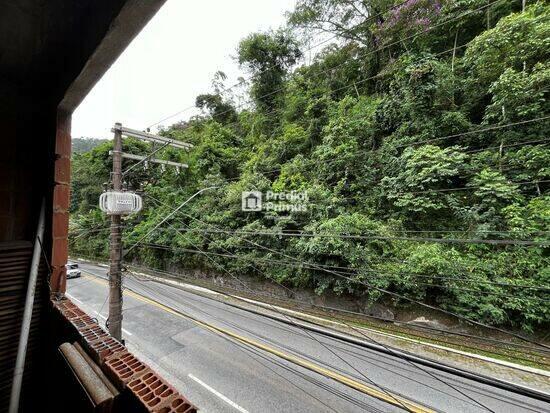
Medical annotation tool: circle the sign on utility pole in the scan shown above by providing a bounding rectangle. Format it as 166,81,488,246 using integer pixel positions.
102,123,191,342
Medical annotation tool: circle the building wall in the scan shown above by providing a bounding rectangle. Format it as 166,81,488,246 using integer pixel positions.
51,110,71,293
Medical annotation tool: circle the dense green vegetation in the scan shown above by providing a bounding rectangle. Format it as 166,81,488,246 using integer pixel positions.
70,1,549,333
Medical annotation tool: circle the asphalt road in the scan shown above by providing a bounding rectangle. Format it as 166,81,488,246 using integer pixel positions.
66,261,550,413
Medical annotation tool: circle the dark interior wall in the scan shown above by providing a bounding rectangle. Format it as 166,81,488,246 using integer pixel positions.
0,0,135,241
0,0,165,244
0,0,128,104
0,84,54,242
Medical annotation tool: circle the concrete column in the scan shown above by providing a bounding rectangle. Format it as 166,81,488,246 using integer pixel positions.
51,110,71,293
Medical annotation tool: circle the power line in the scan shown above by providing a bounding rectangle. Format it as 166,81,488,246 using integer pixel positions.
395,117,550,149
123,186,219,257
179,226,550,237
179,43,469,139
137,194,550,355
135,2,550,224
135,243,550,304
122,274,336,408
148,0,502,131
109,253,550,368
141,193,547,301
142,243,550,302
145,0,431,130
466,139,550,154
137,242,550,293
144,41,467,138
162,257,495,412
78,260,548,408
156,237,423,411
123,258,550,360
168,207,550,351
142,51,549,204
72,232,550,358
194,117,550,190
397,179,549,196
200,42,471,136
126,272,393,413
69,225,122,246
238,236,550,350
239,0,504,123
143,212,497,411
95,266,382,412
136,197,448,410
128,270,536,412
71,220,550,278
127,225,419,411
172,228,550,247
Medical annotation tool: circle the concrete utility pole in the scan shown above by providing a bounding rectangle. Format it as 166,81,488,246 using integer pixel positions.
104,123,192,341
109,122,123,341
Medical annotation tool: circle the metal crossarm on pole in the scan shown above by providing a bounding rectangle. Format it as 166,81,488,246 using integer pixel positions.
112,125,193,150
122,142,170,177
110,151,189,170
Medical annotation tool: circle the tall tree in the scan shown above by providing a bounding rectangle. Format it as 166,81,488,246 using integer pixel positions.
288,0,391,46
238,30,302,114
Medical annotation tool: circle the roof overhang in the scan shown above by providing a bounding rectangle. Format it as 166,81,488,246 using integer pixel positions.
59,0,167,113
0,0,167,113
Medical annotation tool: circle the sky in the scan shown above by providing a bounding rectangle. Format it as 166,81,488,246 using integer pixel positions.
73,0,296,140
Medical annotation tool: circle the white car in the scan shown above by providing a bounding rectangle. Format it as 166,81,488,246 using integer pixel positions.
66,262,81,279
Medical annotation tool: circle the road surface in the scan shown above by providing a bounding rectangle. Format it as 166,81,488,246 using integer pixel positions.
66,261,550,413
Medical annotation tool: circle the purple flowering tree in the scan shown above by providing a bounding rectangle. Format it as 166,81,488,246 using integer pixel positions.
375,0,444,50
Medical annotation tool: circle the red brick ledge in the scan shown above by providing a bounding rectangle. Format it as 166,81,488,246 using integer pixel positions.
52,297,198,412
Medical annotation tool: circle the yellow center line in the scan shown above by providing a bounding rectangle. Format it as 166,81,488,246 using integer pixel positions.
80,273,434,413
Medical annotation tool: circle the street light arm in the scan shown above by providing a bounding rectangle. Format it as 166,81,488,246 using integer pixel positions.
123,186,218,257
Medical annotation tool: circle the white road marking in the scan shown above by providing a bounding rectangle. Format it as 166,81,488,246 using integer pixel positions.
188,374,249,413
65,293,83,305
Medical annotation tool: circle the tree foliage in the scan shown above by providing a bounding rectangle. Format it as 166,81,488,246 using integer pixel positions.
71,2,550,332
